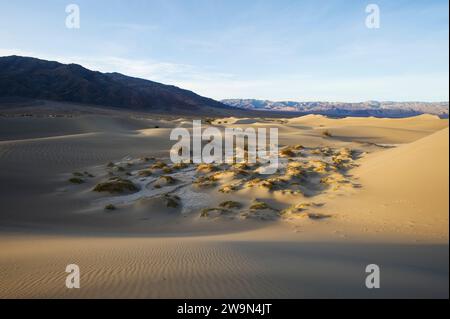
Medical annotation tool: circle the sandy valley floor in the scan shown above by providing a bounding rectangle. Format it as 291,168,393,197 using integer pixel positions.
0,108,448,298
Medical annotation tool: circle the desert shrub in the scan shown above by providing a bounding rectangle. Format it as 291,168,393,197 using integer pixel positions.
138,170,152,177
312,161,328,173
219,201,242,209
322,130,332,137
151,161,167,169
69,177,84,184
232,168,249,177
307,213,331,220
286,163,304,178
105,204,116,211
163,194,180,208
107,162,115,168
279,148,295,157
245,178,262,188
196,163,218,173
93,178,138,194
250,200,269,210
200,207,230,218
259,180,275,190
173,162,188,170
160,175,176,184
162,167,173,174
72,172,84,177
193,175,217,188
218,184,238,193
281,203,312,215
232,163,250,170
320,147,334,156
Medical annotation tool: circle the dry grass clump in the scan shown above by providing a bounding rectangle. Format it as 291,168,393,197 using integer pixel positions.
162,167,174,174
93,178,138,194
194,175,218,188
290,144,303,151
285,162,304,178
281,202,316,215
338,148,353,158
232,163,250,170
218,184,238,193
200,207,230,218
151,161,167,169
307,213,331,220
245,178,262,188
173,162,189,170
322,130,332,137
259,179,276,190
331,148,355,170
104,204,116,211
138,169,153,177
245,178,284,191
257,178,287,191
320,147,334,156
196,163,219,174
320,176,334,185
311,160,329,173
320,174,348,187
140,156,155,162
69,177,85,184
162,194,181,208
158,175,177,184
279,145,306,158
219,201,242,209
279,148,296,158
241,201,279,220
204,118,216,125
232,168,250,177
83,171,95,178
249,200,270,210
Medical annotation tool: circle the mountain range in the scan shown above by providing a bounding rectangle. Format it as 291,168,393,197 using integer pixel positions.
222,99,449,118
0,56,448,118
0,55,229,115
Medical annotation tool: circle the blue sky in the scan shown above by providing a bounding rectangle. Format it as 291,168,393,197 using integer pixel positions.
0,0,448,101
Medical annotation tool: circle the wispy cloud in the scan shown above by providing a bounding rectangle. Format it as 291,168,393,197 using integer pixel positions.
101,23,159,32
0,47,234,90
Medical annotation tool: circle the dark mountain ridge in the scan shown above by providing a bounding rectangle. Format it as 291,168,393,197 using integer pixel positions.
0,55,229,114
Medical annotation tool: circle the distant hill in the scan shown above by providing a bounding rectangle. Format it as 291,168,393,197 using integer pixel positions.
0,56,231,115
222,99,449,118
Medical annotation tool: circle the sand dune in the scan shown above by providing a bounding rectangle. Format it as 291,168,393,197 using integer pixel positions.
0,112,448,298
